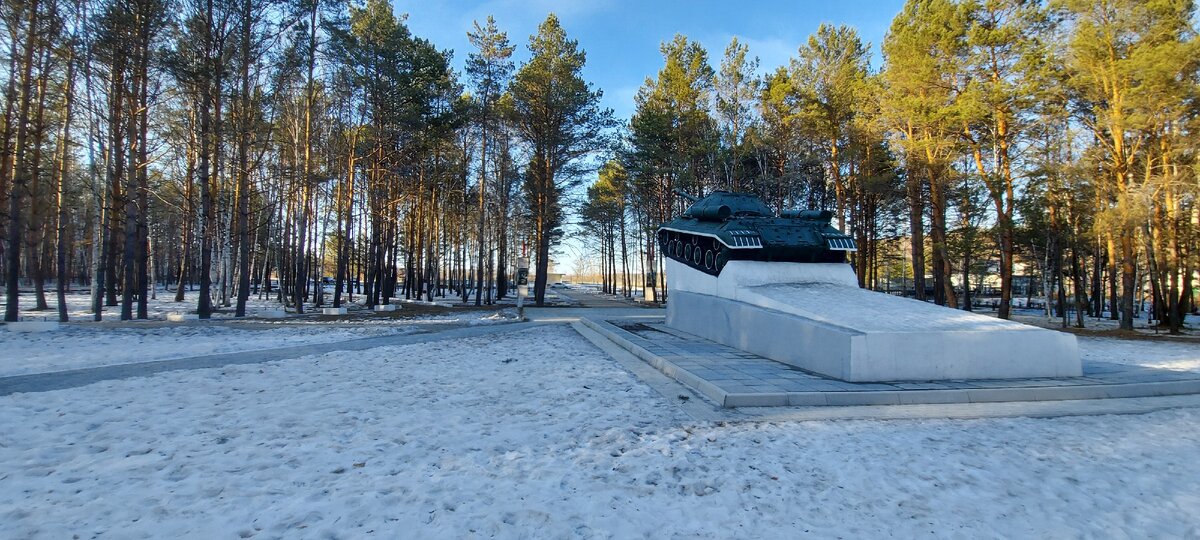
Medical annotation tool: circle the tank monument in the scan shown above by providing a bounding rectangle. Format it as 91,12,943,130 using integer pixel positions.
659,190,1081,382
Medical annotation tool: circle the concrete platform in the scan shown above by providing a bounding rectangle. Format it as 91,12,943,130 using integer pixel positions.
322,307,347,316
582,317,1200,408
374,304,397,312
665,260,1081,381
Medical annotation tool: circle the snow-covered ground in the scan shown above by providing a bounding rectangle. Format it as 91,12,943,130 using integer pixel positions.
3,289,519,321
4,290,293,321
1006,309,1197,335
0,324,414,377
750,282,1026,332
0,310,516,378
2,325,1198,538
1079,336,1200,373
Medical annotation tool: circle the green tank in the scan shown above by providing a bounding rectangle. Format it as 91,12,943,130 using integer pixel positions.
657,190,856,276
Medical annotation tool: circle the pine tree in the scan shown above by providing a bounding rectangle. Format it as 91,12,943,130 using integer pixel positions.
1060,0,1198,330
794,23,870,231
508,14,613,306
881,0,971,305
715,38,758,191
466,16,514,306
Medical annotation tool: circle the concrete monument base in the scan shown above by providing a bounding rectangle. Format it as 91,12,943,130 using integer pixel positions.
322,307,348,316
665,260,1081,382
374,304,397,312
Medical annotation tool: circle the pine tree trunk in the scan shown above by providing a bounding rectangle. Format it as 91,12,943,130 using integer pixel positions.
197,0,215,319
28,43,52,312
121,84,139,321
1119,235,1136,330
5,0,42,322
54,35,77,323
234,0,253,316
906,166,925,302
175,105,196,302
928,166,955,307
474,124,487,306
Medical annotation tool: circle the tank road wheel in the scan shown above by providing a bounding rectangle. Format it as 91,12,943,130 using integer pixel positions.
704,249,714,270
715,247,729,273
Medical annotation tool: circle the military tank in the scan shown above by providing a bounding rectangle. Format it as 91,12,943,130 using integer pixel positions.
657,190,857,277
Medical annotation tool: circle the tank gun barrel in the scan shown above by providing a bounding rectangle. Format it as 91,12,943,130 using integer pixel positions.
673,188,700,204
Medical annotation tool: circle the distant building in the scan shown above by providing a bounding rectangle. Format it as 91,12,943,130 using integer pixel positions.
532,259,565,285
955,261,1040,297
872,235,1042,298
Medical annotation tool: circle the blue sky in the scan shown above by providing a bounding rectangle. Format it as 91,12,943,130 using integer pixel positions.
392,0,908,121
390,0,909,273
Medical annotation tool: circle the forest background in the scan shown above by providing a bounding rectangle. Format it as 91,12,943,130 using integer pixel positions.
0,0,1196,334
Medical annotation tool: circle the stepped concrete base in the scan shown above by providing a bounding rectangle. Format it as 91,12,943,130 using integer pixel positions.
259,310,287,318
322,307,348,316
6,321,60,333
665,260,1081,382
374,304,397,312
582,317,1200,408
166,313,198,322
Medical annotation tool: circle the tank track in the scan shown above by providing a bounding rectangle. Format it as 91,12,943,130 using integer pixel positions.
658,230,730,277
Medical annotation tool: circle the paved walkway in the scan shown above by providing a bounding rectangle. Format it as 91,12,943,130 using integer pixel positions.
583,317,1200,408
525,305,664,323
551,287,647,308
570,321,1200,422
0,321,532,396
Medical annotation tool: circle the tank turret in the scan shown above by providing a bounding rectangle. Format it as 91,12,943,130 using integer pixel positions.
657,190,856,276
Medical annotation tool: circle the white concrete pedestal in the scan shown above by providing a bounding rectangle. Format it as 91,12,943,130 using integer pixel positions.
665,260,1081,382
374,304,397,312
6,320,60,332
322,307,348,316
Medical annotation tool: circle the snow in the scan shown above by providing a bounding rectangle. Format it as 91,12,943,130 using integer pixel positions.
1080,336,1200,373
0,324,414,378
666,259,1033,332
2,324,1199,537
1009,311,1198,335
0,306,517,378
4,290,293,322
4,289,519,322
745,282,1032,332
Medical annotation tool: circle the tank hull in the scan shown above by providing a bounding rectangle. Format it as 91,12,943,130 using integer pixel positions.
657,192,855,277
